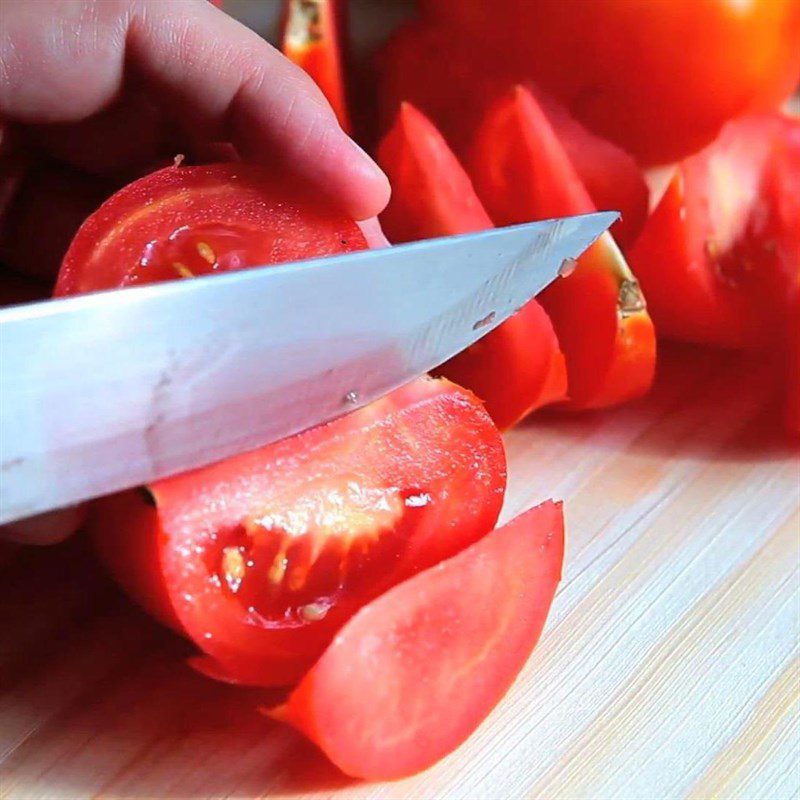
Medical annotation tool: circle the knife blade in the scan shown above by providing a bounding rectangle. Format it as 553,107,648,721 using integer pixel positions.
0,211,616,523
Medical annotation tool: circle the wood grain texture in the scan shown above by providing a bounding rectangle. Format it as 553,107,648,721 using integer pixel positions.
1,346,799,800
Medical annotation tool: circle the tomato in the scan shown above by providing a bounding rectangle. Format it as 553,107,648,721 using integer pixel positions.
629,114,800,350
281,0,351,133
54,163,367,296
467,86,656,410
786,299,800,436
270,500,564,779
417,0,800,164
89,378,506,686
376,102,566,428
375,21,649,247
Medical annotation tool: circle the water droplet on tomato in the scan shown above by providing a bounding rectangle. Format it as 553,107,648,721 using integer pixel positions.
299,602,329,622
405,492,432,508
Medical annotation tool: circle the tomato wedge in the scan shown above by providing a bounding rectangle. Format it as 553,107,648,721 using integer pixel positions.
281,0,351,133
629,114,800,350
375,21,649,247
270,500,564,779
89,378,506,686
54,163,367,296
466,86,656,410
376,102,566,428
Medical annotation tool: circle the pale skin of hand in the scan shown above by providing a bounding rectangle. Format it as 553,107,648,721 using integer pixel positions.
0,0,390,543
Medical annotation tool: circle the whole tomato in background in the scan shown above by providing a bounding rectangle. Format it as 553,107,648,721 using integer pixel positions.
416,0,800,164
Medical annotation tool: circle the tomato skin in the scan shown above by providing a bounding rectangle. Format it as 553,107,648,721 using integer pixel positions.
376,21,649,247
281,0,351,133
467,86,656,410
270,500,564,780
417,0,800,164
629,114,800,351
376,102,567,427
55,164,367,295
89,378,506,687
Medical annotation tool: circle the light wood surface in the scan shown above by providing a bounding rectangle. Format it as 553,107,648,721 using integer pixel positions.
2,345,798,800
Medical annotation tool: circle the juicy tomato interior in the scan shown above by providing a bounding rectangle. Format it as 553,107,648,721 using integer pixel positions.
55,163,367,295
271,499,564,780
91,378,507,687
467,85,655,410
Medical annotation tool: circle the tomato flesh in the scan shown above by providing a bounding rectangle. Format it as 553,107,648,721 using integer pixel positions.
55,163,367,295
376,102,566,428
90,378,506,686
271,500,564,779
467,86,656,410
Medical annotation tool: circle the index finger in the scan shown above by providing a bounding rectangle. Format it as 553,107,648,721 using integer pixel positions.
126,0,389,220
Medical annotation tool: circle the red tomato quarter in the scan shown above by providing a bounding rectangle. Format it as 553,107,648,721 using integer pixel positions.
376,102,567,428
270,500,564,779
89,378,506,686
417,0,800,164
55,163,367,295
467,86,656,410
629,114,800,351
281,0,351,133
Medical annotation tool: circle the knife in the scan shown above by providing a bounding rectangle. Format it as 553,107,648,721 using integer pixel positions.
0,211,616,523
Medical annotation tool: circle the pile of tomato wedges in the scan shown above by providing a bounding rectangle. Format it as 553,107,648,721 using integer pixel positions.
4,0,799,781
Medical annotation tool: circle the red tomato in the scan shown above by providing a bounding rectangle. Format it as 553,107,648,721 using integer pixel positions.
629,114,800,350
786,299,800,436
54,163,367,296
376,102,566,428
376,21,649,247
281,0,351,133
89,378,506,686
467,86,656,410
270,500,564,779
417,0,800,164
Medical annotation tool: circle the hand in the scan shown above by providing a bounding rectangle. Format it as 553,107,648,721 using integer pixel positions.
0,0,389,282
0,0,390,543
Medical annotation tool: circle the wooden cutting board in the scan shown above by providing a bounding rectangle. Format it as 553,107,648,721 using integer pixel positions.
2,345,798,800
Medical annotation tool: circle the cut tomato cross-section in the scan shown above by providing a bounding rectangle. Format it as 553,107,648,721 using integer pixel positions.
377,102,566,428
270,500,564,779
466,85,656,410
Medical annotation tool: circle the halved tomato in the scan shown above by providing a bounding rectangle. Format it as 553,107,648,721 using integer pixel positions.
281,0,351,133
375,21,649,247
467,86,656,410
629,114,800,350
90,378,506,686
54,163,367,295
58,162,507,686
271,500,564,779
376,102,566,428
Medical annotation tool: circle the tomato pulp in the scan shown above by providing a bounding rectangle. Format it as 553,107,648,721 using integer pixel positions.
59,163,507,686
272,500,564,779
376,102,566,428
55,163,367,295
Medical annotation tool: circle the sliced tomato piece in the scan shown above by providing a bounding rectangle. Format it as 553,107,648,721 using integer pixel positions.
786,299,800,436
270,500,564,779
281,0,351,133
89,378,506,687
54,163,366,295
629,114,800,350
376,102,566,428
375,21,649,247
467,86,656,410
